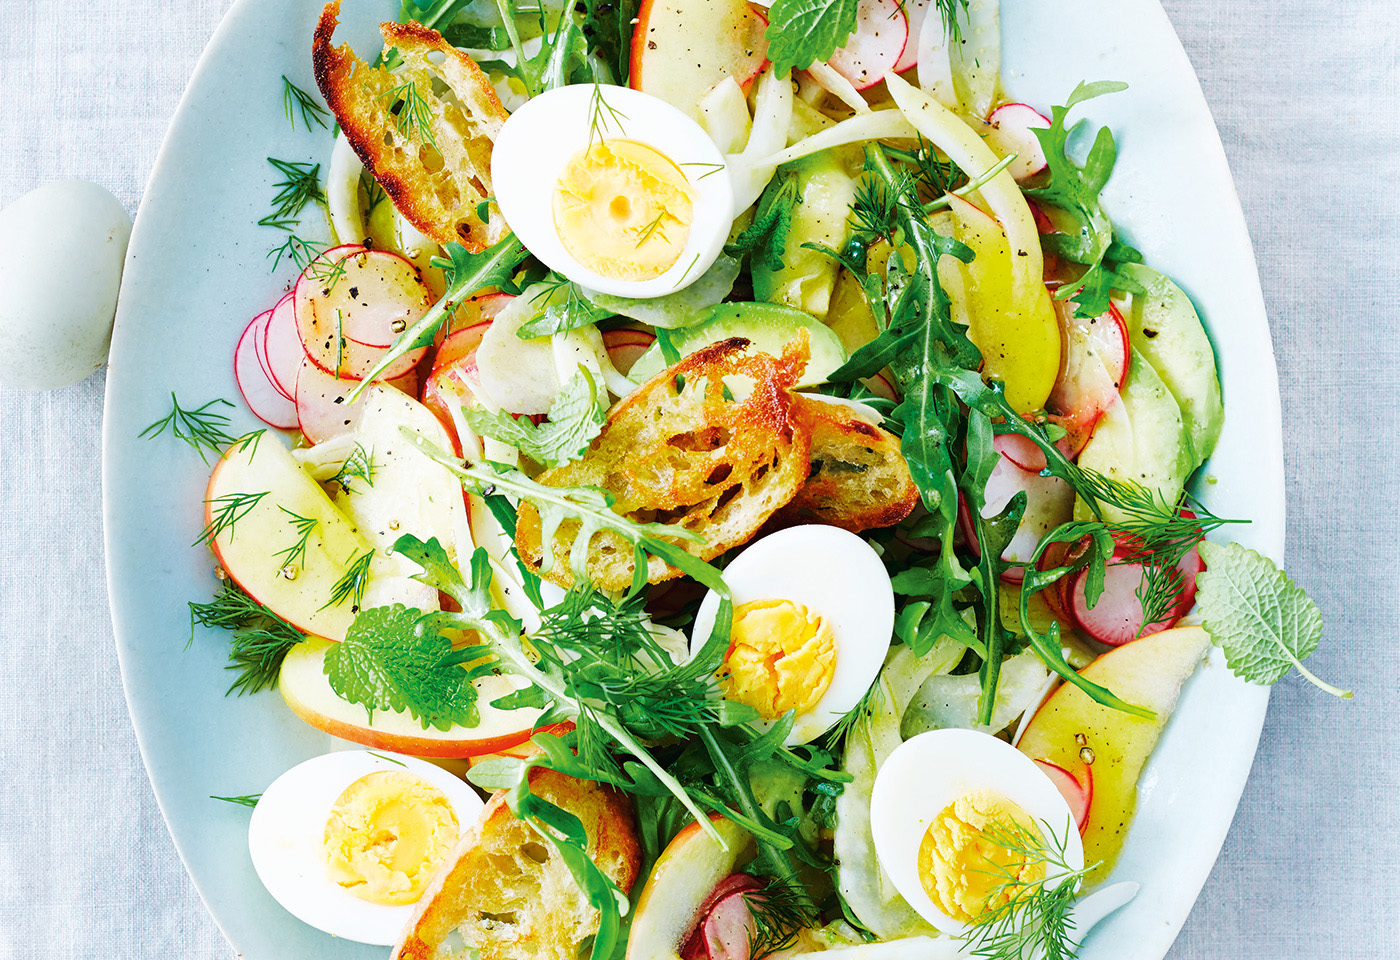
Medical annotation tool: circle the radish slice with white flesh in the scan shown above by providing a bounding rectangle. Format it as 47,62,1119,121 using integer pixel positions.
1069,538,1203,646
893,0,929,73
601,328,656,377
960,442,1074,580
422,322,491,454
680,874,763,960
700,892,757,960
295,356,418,444
826,0,908,91
994,432,1047,472
1034,759,1091,831
293,247,430,380
1047,299,1130,458
261,293,302,401
235,310,299,429
985,103,1051,180
251,304,289,403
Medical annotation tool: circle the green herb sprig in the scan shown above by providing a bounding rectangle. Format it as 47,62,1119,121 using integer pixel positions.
139,395,239,464
189,580,303,695
282,76,329,131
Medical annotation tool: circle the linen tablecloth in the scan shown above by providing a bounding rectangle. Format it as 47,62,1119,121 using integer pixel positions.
0,1,1394,957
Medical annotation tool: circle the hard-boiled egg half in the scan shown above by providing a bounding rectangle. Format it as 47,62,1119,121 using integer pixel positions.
248,750,484,945
869,729,1084,934
689,525,894,745
491,84,733,298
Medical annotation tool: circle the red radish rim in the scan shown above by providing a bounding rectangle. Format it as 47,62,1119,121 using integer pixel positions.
262,294,301,402
235,312,299,430
827,0,909,91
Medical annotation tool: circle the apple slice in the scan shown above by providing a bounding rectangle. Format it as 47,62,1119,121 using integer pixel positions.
628,816,756,960
205,433,372,641
984,103,1051,181
235,310,299,429
827,0,908,91
279,637,545,758
630,0,769,119
1034,759,1092,832
1047,298,1130,457
1016,624,1210,883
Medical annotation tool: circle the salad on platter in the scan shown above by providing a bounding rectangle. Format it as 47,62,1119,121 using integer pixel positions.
137,0,1349,957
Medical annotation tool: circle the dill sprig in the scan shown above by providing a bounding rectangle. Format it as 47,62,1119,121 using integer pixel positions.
305,250,350,293
744,880,814,959
323,549,375,612
361,171,388,216
633,211,668,248
821,678,879,751
194,491,269,547
266,158,326,222
189,579,303,695
330,443,376,493
378,81,439,151
887,135,964,196
587,81,626,147
964,817,1092,960
282,76,329,131
273,508,319,569
211,793,262,808
267,233,329,272
139,394,239,464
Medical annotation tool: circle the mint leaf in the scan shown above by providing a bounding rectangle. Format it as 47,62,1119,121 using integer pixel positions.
724,171,799,272
462,369,606,468
324,605,487,729
765,0,859,77
1195,542,1350,698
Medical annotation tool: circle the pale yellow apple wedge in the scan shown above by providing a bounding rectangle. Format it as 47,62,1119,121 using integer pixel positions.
1016,625,1210,884
205,434,371,641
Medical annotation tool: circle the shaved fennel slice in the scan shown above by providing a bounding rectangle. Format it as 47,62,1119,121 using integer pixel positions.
761,109,916,170
726,66,794,215
953,0,1001,119
327,133,367,246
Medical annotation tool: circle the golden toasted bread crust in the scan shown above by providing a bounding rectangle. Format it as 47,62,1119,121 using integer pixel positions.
770,395,918,532
393,768,640,960
313,1,507,252
516,337,814,591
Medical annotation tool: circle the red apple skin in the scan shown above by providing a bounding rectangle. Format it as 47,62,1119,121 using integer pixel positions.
279,637,546,758
629,0,770,117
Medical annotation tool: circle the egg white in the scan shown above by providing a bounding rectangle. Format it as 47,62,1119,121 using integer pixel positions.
491,84,733,299
868,728,1084,934
247,749,484,945
690,525,894,745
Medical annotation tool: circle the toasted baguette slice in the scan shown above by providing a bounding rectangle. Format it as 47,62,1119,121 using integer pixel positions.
516,337,813,591
393,768,640,960
770,395,918,532
313,1,507,251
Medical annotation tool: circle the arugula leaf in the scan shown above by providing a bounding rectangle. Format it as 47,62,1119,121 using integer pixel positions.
515,278,612,339
461,369,607,468
578,0,643,84
725,171,800,272
1195,542,1350,698
348,235,527,401
482,4,594,98
764,0,859,78
1025,81,1144,317
323,604,488,729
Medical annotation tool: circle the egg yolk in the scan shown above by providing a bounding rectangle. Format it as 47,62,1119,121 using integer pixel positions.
717,599,836,719
917,790,1047,924
323,771,459,906
552,139,694,281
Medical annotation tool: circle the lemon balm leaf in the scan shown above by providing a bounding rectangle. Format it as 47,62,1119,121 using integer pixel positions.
764,0,860,78
1195,541,1350,698
461,369,607,468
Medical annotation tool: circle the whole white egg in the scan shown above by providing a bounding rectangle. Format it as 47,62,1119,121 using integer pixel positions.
689,525,894,745
247,749,484,945
869,728,1084,935
491,84,733,299
0,180,130,389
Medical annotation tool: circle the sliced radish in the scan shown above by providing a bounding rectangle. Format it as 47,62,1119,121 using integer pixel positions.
1034,759,1092,831
448,292,513,335
294,247,431,380
680,874,763,960
863,370,899,402
994,432,1047,473
701,892,758,960
961,447,1074,579
235,311,298,429
1047,298,1130,458
1028,199,1055,235
295,356,418,444
984,103,1051,181
827,0,908,91
1069,539,1203,646
422,322,491,445
262,293,302,401
892,0,929,73
601,328,657,377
